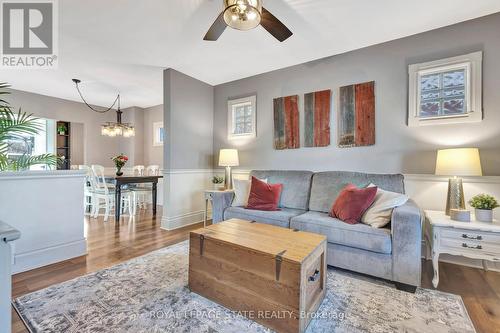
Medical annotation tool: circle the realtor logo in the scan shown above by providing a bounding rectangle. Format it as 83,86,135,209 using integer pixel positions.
1,0,58,68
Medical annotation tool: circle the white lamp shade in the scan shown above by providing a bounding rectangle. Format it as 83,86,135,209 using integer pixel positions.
435,148,482,176
219,149,239,167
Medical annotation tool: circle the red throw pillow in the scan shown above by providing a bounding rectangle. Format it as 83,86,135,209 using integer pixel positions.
246,176,283,211
330,184,378,224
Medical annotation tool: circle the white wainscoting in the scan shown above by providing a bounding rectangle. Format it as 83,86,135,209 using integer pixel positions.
0,170,88,274
161,169,213,230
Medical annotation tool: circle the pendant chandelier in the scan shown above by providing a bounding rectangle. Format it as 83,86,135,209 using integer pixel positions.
72,79,135,137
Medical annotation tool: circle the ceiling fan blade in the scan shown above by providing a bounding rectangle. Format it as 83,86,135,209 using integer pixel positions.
203,12,227,41
260,7,293,42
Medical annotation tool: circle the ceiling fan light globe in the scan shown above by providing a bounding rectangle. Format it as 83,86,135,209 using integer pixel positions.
223,0,262,31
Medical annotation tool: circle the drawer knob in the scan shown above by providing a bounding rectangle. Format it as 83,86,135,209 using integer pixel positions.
462,234,482,240
308,269,320,282
462,243,482,250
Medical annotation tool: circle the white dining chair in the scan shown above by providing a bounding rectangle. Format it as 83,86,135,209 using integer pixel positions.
90,165,133,221
146,165,160,176
132,165,145,176
79,165,94,213
131,165,160,212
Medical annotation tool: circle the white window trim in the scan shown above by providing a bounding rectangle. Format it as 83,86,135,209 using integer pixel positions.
408,51,482,127
227,95,257,140
153,121,164,146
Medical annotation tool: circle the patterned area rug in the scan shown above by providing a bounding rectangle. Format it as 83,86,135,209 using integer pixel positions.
14,241,476,333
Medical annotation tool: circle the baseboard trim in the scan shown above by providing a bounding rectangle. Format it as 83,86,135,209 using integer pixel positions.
13,239,87,274
161,210,206,231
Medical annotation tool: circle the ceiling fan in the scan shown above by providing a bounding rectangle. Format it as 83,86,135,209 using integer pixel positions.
204,0,293,42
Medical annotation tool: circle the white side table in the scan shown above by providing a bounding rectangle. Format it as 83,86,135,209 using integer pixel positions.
204,190,234,227
426,210,500,288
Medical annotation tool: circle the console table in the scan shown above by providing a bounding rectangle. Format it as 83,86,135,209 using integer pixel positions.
426,210,500,288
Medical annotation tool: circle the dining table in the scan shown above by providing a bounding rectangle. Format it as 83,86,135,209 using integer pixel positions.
105,175,163,221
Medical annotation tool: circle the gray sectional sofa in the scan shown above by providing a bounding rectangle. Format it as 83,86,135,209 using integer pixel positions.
211,170,423,292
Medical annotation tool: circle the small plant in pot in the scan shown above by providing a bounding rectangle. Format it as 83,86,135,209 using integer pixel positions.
469,194,499,222
57,124,67,135
212,175,225,190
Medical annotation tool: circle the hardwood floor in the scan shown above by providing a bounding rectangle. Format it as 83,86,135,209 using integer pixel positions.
11,210,500,333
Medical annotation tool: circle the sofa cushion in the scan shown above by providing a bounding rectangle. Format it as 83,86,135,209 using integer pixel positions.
290,211,392,254
330,184,378,224
224,206,305,228
247,177,283,211
232,178,267,207
361,184,409,228
250,170,313,210
309,171,405,213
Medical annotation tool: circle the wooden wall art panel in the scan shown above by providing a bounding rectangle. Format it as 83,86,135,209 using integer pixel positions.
274,95,300,150
338,81,375,148
304,89,331,147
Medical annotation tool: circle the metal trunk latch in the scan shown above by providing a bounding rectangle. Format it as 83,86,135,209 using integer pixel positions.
275,250,287,281
200,234,205,256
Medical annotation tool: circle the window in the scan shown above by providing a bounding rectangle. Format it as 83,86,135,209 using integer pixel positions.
6,118,55,170
408,52,482,127
153,121,164,146
228,95,256,140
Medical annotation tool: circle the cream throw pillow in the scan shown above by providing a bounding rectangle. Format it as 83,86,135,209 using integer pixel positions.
361,183,409,228
232,178,267,207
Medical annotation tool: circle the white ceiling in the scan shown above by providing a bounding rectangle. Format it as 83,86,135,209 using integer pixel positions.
3,0,500,108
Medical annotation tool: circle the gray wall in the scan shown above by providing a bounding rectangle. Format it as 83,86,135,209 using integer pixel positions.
143,104,163,167
213,13,500,176
163,69,214,170
120,106,144,166
6,89,139,167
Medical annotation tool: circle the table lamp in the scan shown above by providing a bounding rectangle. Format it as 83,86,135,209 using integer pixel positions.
435,148,482,215
219,149,239,190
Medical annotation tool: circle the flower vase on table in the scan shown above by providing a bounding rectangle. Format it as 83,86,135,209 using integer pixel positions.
111,153,128,176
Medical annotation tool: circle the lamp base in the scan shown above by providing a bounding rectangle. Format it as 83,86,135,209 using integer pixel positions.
446,177,465,216
224,166,233,190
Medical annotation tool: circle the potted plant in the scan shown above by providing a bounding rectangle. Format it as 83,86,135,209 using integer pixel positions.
111,153,128,176
57,123,67,135
212,175,225,190
0,83,60,171
469,194,499,222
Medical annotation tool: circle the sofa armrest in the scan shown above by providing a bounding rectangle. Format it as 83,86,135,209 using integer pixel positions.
391,199,423,286
211,191,234,224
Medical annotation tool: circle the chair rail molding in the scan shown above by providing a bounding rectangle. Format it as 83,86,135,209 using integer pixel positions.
0,170,86,180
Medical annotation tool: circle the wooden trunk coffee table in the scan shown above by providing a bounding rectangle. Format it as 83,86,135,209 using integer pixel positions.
188,219,327,333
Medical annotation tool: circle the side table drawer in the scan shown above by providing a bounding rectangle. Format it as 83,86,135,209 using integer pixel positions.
441,228,500,244
441,237,500,256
